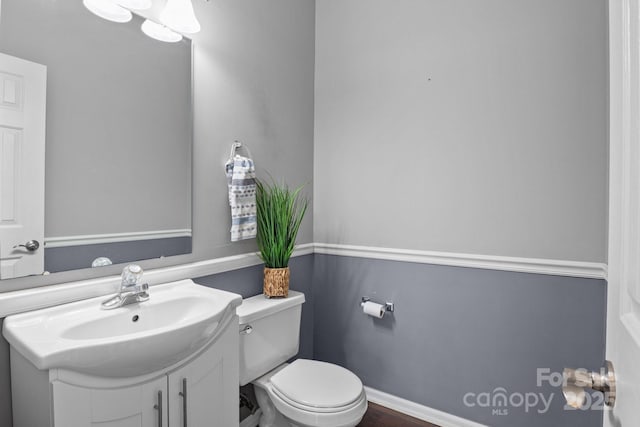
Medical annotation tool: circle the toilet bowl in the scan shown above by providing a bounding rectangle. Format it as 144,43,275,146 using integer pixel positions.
237,292,367,427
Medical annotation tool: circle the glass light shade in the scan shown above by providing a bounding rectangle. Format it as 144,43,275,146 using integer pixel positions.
83,0,132,23
141,19,183,43
160,0,201,34
116,0,152,10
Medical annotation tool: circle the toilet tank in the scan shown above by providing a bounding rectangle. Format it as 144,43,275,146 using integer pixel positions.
236,291,305,386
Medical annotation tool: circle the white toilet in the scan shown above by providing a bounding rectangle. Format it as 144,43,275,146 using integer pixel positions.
237,291,368,427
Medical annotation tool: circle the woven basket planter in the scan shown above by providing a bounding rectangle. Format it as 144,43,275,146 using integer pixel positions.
263,267,290,297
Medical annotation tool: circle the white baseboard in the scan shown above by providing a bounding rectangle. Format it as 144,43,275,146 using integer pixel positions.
364,386,488,427
315,243,607,280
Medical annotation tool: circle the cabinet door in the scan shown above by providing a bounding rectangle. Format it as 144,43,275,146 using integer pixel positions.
168,324,239,427
52,376,168,427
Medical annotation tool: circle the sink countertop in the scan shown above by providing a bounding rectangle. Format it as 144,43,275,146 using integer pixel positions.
2,279,241,377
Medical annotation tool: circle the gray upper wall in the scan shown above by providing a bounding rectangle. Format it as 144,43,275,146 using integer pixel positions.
314,0,608,263
191,0,315,257
0,0,315,291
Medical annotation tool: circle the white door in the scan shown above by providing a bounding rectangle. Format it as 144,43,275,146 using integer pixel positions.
0,53,46,279
606,0,640,425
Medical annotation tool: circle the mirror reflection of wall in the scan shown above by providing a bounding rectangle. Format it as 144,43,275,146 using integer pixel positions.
0,0,193,278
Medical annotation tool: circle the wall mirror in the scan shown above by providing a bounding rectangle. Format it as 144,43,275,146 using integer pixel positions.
0,0,193,280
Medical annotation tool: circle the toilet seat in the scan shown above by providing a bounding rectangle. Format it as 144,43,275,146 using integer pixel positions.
253,359,368,427
270,359,363,411
272,387,366,414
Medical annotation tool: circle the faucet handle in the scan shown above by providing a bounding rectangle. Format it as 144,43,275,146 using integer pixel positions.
133,283,150,302
133,282,149,294
121,264,143,287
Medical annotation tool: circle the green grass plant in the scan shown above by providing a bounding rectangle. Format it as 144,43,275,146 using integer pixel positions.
255,179,308,268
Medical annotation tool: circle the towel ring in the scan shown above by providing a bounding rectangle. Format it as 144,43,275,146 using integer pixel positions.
229,140,253,161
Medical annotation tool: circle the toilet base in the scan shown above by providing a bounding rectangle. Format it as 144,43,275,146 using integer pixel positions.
255,385,294,427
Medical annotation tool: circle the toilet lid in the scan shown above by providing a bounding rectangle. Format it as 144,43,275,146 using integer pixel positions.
270,359,363,409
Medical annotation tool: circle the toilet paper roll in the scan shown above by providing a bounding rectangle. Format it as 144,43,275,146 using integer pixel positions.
362,301,385,318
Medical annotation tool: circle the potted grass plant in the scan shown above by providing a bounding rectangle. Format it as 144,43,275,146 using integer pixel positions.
256,179,308,297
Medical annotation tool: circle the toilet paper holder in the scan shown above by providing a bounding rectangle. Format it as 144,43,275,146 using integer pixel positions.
361,297,394,313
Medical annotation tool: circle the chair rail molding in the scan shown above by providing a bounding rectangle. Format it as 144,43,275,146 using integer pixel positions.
44,229,193,248
314,243,607,280
0,244,314,317
0,242,606,318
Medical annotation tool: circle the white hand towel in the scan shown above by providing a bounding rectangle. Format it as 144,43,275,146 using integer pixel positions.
225,155,257,241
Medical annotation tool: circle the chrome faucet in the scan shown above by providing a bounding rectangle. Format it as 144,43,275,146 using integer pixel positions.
101,264,149,309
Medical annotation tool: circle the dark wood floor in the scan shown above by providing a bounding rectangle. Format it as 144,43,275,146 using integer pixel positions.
357,402,440,427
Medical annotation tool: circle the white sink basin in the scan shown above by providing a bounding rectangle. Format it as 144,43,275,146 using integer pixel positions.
2,279,241,377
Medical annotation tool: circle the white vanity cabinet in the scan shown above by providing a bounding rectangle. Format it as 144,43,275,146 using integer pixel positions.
167,337,233,427
10,315,239,427
52,376,168,427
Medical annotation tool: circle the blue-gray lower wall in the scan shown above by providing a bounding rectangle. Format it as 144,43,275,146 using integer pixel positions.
0,253,606,427
44,237,192,273
312,254,606,427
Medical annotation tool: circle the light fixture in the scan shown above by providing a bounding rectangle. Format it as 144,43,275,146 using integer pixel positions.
160,0,201,34
83,0,133,23
116,0,152,10
83,0,201,43
141,19,183,43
